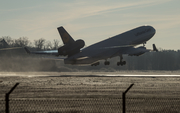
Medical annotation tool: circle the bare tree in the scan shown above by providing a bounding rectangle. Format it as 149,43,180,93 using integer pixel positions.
14,37,30,47
45,41,53,50
34,38,46,50
53,39,60,49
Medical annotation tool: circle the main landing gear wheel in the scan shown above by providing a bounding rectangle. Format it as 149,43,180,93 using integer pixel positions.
104,61,110,65
117,55,126,66
117,61,126,66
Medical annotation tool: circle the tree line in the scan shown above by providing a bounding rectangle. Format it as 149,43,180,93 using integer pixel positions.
0,36,61,50
0,36,179,71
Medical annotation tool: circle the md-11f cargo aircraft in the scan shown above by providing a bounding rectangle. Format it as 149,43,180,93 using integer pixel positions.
25,25,158,66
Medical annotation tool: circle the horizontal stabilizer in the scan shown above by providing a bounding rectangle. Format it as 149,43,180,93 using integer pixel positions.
0,47,23,51
24,47,31,54
24,47,59,55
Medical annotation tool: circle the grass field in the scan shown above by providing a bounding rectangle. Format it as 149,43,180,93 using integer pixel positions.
0,72,180,113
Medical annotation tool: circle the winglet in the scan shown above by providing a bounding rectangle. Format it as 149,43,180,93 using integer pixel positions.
153,44,158,52
24,47,31,54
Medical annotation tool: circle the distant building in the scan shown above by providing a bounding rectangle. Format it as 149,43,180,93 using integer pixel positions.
0,39,9,48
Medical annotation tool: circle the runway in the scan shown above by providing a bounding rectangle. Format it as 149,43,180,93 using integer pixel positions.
0,71,179,77
0,71,180,88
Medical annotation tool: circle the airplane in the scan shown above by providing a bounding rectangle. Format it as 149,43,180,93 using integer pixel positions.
24,25,158,66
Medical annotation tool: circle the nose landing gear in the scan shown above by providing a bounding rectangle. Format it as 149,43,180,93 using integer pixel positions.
143,42,146,47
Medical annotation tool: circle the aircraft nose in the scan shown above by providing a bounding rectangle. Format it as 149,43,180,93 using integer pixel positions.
150,26,156,35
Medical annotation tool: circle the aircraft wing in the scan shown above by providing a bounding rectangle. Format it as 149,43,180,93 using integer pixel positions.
81,44,157,61
121,44,158,56
122,46,151,56
109,44,157,57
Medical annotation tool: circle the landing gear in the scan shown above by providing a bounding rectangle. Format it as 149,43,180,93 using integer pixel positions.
117,55,126,66
143,42,146,47
104,61,110,65
91,62,100,66
117,61,126,66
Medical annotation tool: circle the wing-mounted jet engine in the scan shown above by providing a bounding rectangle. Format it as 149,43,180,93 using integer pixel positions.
116,44,158,66
128,46,148,56
57,27,85,57
128,44,158,56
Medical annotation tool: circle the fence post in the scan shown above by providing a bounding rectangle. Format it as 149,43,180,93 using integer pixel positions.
122,83,134,113
5,83,19,113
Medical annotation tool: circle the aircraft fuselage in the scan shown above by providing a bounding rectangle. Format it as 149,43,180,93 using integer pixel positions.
64,25,156,65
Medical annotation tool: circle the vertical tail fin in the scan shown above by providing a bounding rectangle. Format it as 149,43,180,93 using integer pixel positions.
57,26,75,45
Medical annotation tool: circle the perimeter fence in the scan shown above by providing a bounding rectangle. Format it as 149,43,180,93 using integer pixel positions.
0,82,180,113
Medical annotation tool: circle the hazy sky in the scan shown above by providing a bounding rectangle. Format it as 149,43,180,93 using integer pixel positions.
0,0,180,50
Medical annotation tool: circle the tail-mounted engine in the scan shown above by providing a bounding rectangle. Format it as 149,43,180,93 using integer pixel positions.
58,39,85,56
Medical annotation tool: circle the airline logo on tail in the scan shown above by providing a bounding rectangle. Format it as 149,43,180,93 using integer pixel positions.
62,33,70,43
57,26,75,44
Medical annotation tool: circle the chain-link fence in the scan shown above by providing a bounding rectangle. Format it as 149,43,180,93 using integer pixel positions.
0,83,180,113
